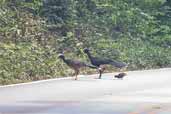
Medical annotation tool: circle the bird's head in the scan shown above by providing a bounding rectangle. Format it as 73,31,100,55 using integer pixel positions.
58,53,65,59
83,48,90,53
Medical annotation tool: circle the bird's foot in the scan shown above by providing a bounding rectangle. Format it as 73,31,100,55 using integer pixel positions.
94,77,101,79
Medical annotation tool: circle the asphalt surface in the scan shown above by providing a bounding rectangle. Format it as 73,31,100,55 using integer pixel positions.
0,68,171,114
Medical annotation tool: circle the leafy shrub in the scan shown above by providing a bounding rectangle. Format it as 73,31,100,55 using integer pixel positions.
0,42,70,85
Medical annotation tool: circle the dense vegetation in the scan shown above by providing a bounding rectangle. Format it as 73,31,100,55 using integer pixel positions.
0,0,171,85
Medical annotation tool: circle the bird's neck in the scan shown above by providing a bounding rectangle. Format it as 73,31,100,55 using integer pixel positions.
86,52,93,61
61,58,68,64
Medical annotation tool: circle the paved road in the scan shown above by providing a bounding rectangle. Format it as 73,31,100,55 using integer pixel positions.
0,68,171,114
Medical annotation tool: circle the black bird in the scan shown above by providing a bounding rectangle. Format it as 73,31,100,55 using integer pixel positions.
58,53,97,80
114,72,127,79
83,48,127,79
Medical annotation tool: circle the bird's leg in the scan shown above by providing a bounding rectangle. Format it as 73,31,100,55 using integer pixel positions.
98,65,105,79
98,68,102,79
74,70,79,80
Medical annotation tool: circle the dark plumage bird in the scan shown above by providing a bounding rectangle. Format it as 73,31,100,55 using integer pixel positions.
83,48,127,79
58,53,97,80
114,73,127,79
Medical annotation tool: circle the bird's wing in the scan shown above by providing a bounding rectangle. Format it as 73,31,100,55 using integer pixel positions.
68,59,86,67
92,57,127,68
92,57,112,65
71,60,97,69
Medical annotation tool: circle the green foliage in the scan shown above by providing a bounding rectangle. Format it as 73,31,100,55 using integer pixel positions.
0,42,69,85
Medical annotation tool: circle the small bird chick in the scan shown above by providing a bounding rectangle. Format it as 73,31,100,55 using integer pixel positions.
114,73,127,79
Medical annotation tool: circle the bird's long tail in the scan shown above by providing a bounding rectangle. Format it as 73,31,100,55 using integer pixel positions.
109,60,127,69
85,64,98,69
